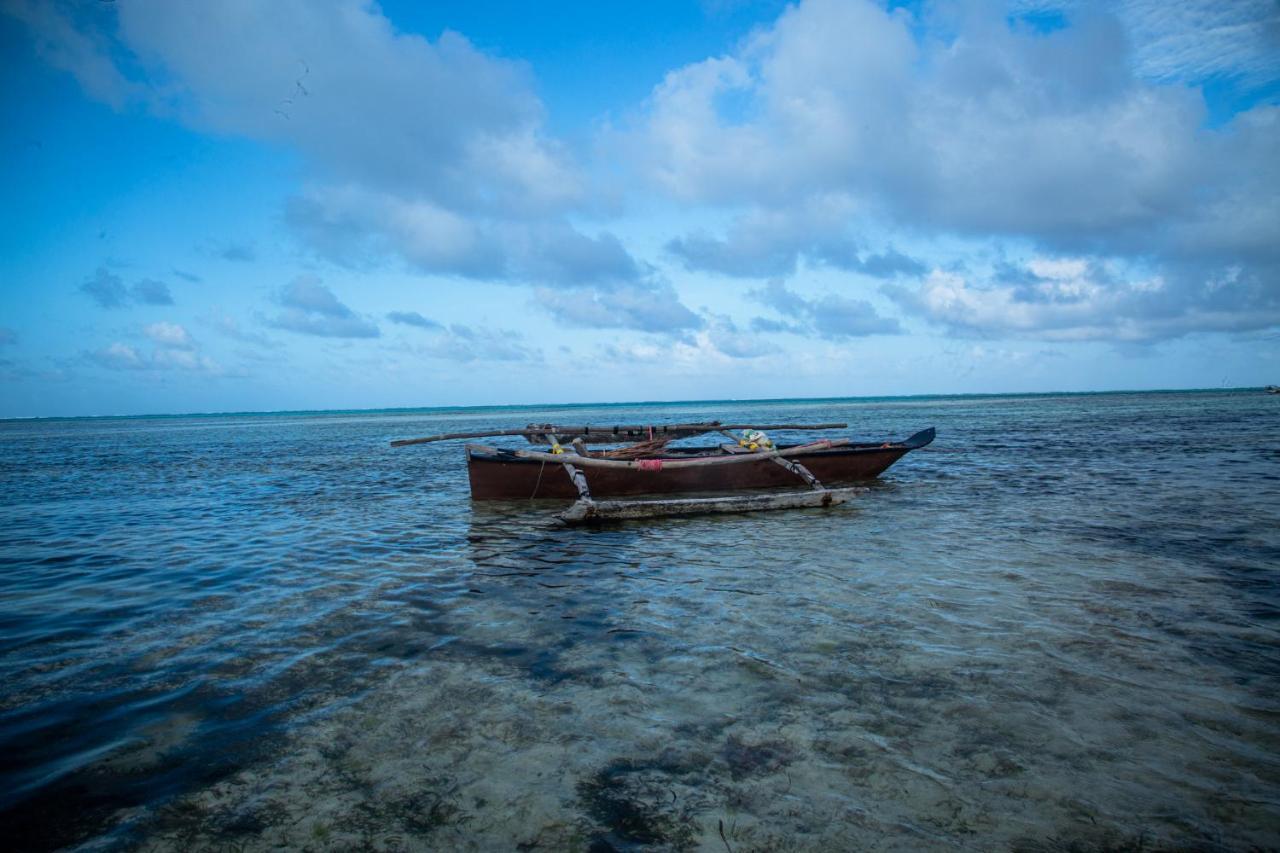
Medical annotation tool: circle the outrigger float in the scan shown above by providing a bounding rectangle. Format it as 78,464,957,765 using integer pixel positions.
391,421,935,524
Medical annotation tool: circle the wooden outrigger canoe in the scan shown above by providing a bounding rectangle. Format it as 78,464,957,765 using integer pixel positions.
391,421,935,524
464,428,936,499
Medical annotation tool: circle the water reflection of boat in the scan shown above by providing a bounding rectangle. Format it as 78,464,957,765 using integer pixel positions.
392,421,935,523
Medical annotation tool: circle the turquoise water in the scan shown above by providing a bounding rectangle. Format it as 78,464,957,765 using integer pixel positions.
1,390,1277,850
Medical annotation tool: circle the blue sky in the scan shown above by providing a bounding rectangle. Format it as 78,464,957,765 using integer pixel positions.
1,0,1277,417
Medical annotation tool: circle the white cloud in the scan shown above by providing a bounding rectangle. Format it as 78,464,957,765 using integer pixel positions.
534,283,702,333
413,324,540,363
9,0,620,294
704,314,779,358
750,279,901,339
143,321,194,350
633,0,1234,240
3,0,141,109
151,347,218,371
386,311,442,331
79,267,176,308
89,342,147,371
87,340,221,373
13,0,1278,357
204,312,278,349
666,198,926,279
267,276,380,339
94,1,576,214
887,260,1280,342
597,322,778,366
630,0,1279,341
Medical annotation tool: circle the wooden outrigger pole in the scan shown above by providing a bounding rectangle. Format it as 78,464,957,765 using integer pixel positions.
389,421,847,447
561,487,865,523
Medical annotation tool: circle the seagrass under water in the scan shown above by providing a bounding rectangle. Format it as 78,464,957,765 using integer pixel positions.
1,390,1277,850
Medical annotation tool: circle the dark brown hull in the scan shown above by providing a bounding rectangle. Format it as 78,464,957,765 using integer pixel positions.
467,442,923,500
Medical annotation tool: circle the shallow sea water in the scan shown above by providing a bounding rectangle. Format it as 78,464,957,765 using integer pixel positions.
1,391,1278,851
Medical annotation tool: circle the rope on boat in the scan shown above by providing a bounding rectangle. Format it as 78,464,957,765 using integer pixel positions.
529,460,547,499
596,436,674,459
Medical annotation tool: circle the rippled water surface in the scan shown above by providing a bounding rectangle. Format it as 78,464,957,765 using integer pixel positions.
2,391,1278,851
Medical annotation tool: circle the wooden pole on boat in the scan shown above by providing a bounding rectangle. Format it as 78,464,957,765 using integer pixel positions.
469,438,855,470
560,487,866,524
716,427,823,489
390,422,847,447
718,423,847,431
770,456,824,490
547,433,592,502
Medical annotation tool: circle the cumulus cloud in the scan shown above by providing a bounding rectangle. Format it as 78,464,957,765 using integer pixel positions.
285,186,506,278
87,333,220,373
386,311,443,331
20,0,1278,353
290,185,705,331
267,276,380,339
219,242,256,262
287,185,657,289
534,282,702,333
664,196,908,279
853,250,928,280
79,268,129,308
13,0,704,337
636,0,1213,238
287,187,706,338
143,321,195,350
886,257,1280,342
59,0,580,215
132,278,174,305
88,342,147,371
634,0,1279,339
704,314,779,358
2,0,142,109
668,214,926,279
414,324,540,362
597,320,779,365
79,268,176,308
750,280,901,339
10,1,589,254
205,311,277,348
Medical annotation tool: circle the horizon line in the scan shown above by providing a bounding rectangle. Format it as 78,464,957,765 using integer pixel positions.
0,384,1262,423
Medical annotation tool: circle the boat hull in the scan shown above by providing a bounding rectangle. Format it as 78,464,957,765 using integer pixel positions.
466,444,920,500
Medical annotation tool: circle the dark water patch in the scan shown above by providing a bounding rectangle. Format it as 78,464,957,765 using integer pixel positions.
1011,831,1232,852
2,711,276,852
719,733,795,781
577,759,699,849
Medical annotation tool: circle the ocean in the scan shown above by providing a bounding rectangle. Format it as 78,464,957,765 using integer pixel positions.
1,390,1277,850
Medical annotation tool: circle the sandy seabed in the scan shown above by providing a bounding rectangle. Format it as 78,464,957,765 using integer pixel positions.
131,579,1277,852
